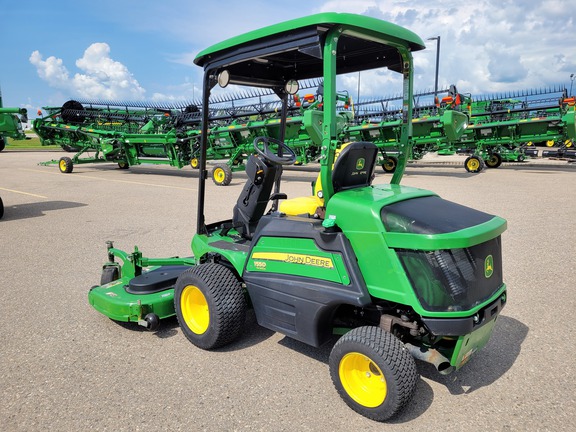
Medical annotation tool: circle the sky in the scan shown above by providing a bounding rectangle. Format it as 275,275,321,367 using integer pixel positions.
1,0,575,117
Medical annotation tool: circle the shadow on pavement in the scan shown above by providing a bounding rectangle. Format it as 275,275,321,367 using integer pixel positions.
1,200,88,220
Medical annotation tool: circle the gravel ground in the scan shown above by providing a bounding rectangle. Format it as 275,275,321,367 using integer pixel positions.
0,150,574,431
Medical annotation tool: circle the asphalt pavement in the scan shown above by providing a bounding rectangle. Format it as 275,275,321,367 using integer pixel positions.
1,150,575,431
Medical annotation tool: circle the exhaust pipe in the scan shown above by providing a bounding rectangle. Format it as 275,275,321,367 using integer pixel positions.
405,343,455,375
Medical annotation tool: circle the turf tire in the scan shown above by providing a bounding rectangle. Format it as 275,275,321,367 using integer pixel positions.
174,263,246,350
59,157,74,173
329,326,418,422
211,164,233,186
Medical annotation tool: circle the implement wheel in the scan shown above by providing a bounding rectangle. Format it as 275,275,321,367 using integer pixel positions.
464,155,484,173
211,164,232,186
485,153,502,169
0,137,6,152
382,156,398,173
100,265,120,285
59,157,74,173
0,196,4,219
329,326,417,422
190,158,199,169
118,161,129,170
174,263,247,350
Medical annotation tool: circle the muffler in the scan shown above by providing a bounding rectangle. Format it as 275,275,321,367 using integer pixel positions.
405,343,455,375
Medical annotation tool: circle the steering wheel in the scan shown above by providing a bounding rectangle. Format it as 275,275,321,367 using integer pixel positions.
253,136,297,165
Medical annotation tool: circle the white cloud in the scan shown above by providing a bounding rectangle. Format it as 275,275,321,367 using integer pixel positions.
29,51,70,86
318,0,576,96
30,43,145,100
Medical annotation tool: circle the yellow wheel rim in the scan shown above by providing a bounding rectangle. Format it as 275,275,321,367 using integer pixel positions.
384,159,396,170
467,159,479,171
213,168,225,183
546,140,554,147
180,285,209,334
191,158,199,168
339,352,387,408
59,160,67,171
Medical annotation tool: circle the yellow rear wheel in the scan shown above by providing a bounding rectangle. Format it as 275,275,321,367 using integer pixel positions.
174,264,247,350
339,352,387,408
180,285,210,334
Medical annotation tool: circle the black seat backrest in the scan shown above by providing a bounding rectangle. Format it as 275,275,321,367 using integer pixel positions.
332,142,378,193
233,154,279,239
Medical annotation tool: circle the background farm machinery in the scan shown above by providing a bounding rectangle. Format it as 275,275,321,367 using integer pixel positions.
34,83,575,178
0,92,28,151
452,86,576,171
33,82,325,180
341,87,468,172
33,84,468,183
34,99,202,173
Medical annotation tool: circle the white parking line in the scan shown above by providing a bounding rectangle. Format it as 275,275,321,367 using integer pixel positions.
0,186,48,199
19,168,197,192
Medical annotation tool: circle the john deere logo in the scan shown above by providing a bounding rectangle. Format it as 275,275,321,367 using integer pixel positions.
356,158,365,170
484,255,494,278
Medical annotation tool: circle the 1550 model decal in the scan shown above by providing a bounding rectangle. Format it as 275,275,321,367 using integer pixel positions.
252,252,334,269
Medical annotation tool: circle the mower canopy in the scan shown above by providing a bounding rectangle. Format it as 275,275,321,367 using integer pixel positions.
193,13,425,233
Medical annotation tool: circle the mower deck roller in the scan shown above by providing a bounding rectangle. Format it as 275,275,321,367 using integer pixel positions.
88,13,507,421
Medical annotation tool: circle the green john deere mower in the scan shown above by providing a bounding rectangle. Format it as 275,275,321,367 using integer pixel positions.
89,13,506,421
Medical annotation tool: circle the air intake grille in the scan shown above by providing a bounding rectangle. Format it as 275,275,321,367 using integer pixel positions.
397,236,503,312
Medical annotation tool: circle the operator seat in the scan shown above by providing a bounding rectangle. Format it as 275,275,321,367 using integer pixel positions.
232,154,279,239
331,141,378,192
279,141,378,217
